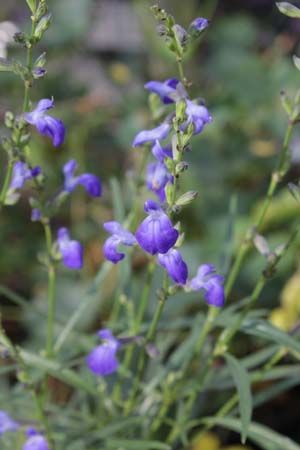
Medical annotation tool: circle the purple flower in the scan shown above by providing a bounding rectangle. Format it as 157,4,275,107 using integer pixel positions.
57,227,83,269
183,100,212,135
132,122,171,147
190,264,224,307
158,249,188,285
103,222,136,264
24,98,65,147
136,200,178,255
9,161,41,190
151,140,172,162
63,160,101,197
145,162,173,202
0,411,19,436
145,78,180,104
23,429,49,450
86,329,120,376
189,18,209,32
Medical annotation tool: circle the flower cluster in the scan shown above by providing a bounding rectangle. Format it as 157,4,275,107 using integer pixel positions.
15,97,102,270
100,60,224,311
0,412,48,450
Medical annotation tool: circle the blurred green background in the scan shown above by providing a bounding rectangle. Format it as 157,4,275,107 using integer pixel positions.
1,0,300,446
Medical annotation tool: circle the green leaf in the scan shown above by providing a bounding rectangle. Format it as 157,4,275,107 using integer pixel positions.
224,353,252,444
90,417,144,440
105,439,171,450
20,350,97,395
276,2,300,18
293,54,300,71
242,319,300,355
25,0,37,13
0,58,14,72
202,416,300,450
253,376,300,408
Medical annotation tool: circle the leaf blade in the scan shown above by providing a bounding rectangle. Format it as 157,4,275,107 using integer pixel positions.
224,353,252,444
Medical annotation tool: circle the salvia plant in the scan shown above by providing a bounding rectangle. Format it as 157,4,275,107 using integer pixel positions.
0,1,300,449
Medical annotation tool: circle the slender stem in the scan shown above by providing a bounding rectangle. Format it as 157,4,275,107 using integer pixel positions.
112,261,155,404
124,274,168,415
224,122,294,298
43,222,56,358
0,158,14,207
167,224,300,446
176,57,185,85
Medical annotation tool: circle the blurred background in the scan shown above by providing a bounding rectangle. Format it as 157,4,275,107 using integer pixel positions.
0,0,300,448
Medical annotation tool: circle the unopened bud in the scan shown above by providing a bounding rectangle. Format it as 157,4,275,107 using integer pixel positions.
4,111,14,128
175,161,188,175
34,13,52,40
176,190,198,207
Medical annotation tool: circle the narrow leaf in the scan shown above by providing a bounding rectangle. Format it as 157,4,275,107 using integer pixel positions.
20,350,96,395
276,2,300,18
0,57,14,72
224,353,252,443
242,319,300,355
202,416,300,450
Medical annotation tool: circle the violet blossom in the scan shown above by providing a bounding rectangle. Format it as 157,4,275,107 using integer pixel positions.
145,78,180,104
145,162,173,202
0,411,19,436
57,227,83,270
63,159,101,197
24,98,65,147
22,429,49,450
189,17,209,32
132,122,171,147
190,264,224,307
86,329,120,376
183,99,212,135
151,140,172,163
103,221,136,264
158,249,188,285
9,161,41,190
136,200,178,255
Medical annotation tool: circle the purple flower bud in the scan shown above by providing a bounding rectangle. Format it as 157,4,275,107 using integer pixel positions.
151,140,172,162
63,159,101,197
23,429,49,450
31,208,41,221
24,98,65,147
136,200,178,255
144,78,180,104
9,161,41,190
190,264,224,307
190,17,209,32
158,249,188,284
103,221,136,264
0,411,19,436
132,122,171,147
182,99,212,135
57,227,83,270
86,329,121,376
145,162,173,202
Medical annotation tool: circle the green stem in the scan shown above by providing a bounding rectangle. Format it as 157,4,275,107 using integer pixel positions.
176,56,185,85
224,122,294,298
0,158,14,207
44,222,56,358
112,261,155,404
124,274,168,415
